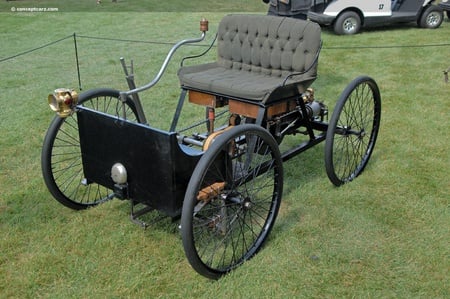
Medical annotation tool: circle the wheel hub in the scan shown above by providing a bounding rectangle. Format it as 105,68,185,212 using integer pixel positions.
359,129,366,139
226,193,252,211
243,198,252,210
343,18,357,33
427,13,441,26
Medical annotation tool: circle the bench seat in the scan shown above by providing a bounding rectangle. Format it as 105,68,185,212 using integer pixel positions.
178,14,321,104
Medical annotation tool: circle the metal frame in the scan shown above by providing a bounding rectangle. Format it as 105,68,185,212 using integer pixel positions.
42,16,382,279
72,21,331,222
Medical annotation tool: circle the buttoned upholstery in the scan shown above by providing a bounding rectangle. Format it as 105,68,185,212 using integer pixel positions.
178,14,321,103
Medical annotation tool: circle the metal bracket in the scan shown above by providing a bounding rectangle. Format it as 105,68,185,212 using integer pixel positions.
130,199,154,228
129,199,172,229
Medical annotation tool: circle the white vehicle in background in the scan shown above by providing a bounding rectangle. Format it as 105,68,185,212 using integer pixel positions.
439,0,450,19
308,0,444,34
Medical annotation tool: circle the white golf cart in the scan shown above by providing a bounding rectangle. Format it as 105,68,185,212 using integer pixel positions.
439,0,450,19
308,0,444,34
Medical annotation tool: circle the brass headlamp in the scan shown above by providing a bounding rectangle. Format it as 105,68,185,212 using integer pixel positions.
48,88,78,117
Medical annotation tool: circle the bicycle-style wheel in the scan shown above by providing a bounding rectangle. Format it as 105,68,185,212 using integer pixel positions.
41,88,140,210
325,76,381,186
181,124,283,279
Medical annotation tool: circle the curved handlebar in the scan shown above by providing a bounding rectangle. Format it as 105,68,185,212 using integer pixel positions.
119,20,208,102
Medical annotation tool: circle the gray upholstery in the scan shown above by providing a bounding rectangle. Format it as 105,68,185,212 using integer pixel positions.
178,14,321,103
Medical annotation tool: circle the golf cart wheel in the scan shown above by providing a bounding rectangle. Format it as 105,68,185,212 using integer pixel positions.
334,11,361,35
325,76,381,186
418,5,443,29
41,88,140,210
181,124,283,279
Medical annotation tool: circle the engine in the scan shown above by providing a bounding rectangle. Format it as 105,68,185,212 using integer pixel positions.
267,88,328,139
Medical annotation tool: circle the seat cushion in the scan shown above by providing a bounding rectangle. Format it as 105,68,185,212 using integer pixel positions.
178,62,294,101
178,14,321,103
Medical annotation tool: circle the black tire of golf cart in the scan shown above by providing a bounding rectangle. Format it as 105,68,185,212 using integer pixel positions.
334,11,361,35
418,5,444,29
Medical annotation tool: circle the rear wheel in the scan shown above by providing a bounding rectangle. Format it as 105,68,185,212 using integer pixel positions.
41,88,140,210
325,76,381,186
181,124,283,279
334,11,361,35
418,5,443,29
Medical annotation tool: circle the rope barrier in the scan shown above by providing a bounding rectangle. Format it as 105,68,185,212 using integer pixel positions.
2,33,450,63
77,34,180,46
1,34,449,87
0,34,73,63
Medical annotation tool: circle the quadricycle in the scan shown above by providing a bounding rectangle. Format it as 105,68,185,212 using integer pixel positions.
42,14,381,279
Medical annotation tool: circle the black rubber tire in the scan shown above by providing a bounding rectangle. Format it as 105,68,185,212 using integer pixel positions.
41,88,140,210
418,5,443,29
181,124,283,279
334,11,361,35
325,76,381,186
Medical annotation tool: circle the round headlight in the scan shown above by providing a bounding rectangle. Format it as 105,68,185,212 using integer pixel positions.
111,163,127,184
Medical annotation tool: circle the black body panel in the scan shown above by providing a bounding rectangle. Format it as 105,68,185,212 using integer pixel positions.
77,107,202,217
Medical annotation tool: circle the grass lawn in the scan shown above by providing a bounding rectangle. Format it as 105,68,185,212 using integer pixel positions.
1,0,267,12
0,4,449,298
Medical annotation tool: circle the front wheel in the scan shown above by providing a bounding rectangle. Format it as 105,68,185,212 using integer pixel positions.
181,124,283,279
418,6,443,29
41,88,140,210
325,76,381,186
334,11,361,35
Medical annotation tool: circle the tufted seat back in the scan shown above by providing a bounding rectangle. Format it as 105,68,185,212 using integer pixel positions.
217,14,320,79
178,14,321,103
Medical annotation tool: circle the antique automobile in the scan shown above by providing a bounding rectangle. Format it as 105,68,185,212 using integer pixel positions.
308,0,444,34
42,15,381,279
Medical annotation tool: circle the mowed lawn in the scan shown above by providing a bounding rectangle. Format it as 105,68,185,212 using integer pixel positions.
0,4,449,298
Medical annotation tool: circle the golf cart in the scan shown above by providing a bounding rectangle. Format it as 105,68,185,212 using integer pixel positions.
308,0,444,34
439,0,450,19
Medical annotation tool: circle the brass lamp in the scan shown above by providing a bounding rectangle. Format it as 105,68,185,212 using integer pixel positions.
48,88,78,117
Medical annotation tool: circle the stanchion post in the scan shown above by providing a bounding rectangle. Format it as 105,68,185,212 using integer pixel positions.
73,33,82,90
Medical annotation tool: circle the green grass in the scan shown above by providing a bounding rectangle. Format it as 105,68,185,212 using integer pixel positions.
0,0,267,12
1,6,449,299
